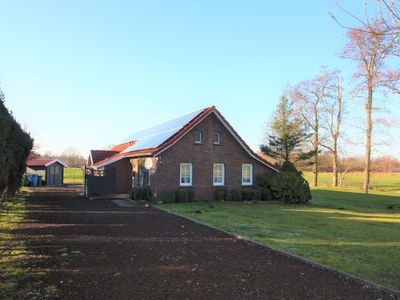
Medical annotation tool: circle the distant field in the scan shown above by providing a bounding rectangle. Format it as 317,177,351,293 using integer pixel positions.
304,172,400,193
64,168,84,185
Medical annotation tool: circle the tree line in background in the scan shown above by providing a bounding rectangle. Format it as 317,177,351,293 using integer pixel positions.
0,89,33,202
29,148,86,168
262,2,400,192
302,152,400,173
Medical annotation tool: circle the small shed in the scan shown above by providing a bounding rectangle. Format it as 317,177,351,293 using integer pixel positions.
26,159,67,186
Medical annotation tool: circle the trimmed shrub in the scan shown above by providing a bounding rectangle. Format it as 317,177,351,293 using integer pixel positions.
162,189,176,203
261,188,273,201
270,172,311,203
174,189,194,202
255,172,275,190
229,189,243,202
253,189,262,201
242,189,254,201
213,187,227,201
130,186,152,201
186,189,195,202
177,189,189,202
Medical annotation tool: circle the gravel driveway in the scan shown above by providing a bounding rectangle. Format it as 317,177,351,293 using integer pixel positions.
14,187,398,299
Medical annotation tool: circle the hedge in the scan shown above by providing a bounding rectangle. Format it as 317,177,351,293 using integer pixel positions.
130,186,152,201
0,89,33,201
161,189,194,203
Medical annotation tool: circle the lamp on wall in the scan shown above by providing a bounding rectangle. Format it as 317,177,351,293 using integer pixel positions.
144,158,153,170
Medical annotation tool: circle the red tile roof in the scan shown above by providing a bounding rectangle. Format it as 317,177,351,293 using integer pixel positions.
90,150,120,165
90,106,278,172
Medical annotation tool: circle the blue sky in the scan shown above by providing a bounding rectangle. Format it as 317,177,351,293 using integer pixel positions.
0,1,399,158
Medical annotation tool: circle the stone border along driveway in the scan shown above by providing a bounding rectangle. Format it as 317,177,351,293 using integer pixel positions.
13,187,400,299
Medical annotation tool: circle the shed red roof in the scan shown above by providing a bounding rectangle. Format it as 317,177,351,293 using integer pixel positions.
27,159,67,167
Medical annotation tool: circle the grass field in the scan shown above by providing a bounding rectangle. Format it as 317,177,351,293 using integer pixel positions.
64,168,84,185
158,173,400,291
304,172,400,193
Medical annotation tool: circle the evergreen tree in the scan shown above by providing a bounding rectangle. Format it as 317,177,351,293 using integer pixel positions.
260,96,315,167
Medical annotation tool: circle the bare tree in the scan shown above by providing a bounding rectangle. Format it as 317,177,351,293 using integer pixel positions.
58,148,86,167
320,72,344,186
331,0,400,36
331,1,400,94
289,68,334,187
341,21,398,194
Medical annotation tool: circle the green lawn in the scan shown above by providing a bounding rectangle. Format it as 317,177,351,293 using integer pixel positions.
64,167,84,185
158,186,400,290
304,171,400,192
0,190,56,298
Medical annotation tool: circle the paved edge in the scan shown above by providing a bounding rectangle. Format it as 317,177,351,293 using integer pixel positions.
154,205,400,298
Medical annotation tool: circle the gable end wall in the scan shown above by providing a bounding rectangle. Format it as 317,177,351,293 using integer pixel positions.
153,113,272,200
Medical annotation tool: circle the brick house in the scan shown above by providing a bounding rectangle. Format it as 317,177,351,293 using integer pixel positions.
85,106,278,200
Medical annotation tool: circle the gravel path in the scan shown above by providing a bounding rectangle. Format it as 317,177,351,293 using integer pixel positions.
14,187,398,299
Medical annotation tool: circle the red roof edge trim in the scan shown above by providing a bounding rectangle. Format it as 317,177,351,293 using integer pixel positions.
111,142,132,152
92,153,123,167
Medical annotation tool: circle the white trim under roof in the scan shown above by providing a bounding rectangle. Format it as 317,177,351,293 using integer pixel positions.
94,156,125,169
88,153,93,166
45,159,68,167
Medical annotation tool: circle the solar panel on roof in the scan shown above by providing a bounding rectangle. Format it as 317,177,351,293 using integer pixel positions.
120,108,205,154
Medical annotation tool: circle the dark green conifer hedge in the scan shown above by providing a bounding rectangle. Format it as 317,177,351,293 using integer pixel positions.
0,89,33,201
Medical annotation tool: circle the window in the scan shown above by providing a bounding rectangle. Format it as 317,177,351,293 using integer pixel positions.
180,163,192,186
213,132,221,144
194,131,202,144
213,163,224,186
242,164,253,185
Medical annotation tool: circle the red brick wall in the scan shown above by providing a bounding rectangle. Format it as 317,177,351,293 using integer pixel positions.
153,113,274,201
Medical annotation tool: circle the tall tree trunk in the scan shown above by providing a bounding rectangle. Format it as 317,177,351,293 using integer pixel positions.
332,139,338,187
313,113,319,187
364,83,373,193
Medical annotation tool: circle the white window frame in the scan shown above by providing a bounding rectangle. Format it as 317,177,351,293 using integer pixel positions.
213,163,225,186
194,131,202,144
179,163,193,186
242,164,253,186
213,132,221,144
